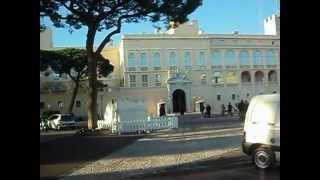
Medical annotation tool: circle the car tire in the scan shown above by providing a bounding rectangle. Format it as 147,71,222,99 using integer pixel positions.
252,147,275,169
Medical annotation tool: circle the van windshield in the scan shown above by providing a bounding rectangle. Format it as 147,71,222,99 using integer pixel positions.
251,102,279,123
61,115,74,122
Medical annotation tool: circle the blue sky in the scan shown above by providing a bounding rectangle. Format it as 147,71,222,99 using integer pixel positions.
42,0,279,47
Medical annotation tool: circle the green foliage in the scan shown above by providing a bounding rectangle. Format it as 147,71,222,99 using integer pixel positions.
40,0,202,33
40,48,114,80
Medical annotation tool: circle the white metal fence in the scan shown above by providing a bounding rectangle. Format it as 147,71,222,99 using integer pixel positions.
98,116,178,134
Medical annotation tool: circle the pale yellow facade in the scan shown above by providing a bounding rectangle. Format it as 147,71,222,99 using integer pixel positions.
40,14,280,118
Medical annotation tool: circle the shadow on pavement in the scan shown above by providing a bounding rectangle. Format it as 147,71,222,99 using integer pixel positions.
40,134,143,179
51,150,279,180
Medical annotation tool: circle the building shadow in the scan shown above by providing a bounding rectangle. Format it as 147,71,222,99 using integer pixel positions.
44,150,279,180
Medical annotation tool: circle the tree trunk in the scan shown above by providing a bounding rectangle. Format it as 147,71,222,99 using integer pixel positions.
86,26,98,129
67,80,80,114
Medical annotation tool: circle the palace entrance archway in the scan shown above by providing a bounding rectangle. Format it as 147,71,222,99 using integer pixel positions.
172,89,186,113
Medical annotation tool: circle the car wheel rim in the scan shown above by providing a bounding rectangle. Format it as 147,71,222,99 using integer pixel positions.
255,151,270,168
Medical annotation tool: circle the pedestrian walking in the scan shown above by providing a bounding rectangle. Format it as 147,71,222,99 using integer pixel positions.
205,104,211,118
160,104,166,116
239,100,245,121
200,102,205,118
221,104,226,116
227,102,233,117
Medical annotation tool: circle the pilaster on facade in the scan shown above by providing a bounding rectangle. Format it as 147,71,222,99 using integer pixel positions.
235,50,240,69
248,50,254,69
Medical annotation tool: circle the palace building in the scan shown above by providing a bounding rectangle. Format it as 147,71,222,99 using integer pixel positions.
40,13,280,118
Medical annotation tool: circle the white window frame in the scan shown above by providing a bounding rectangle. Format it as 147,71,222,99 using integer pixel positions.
127,52,136,67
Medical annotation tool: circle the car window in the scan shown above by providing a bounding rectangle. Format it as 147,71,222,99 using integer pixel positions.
251,101,278,124
61,115,74,121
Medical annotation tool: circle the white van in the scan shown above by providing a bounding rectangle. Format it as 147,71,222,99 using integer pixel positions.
242,94,280,169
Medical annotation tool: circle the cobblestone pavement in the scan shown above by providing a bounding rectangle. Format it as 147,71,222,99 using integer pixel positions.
137,149,280,180
60,117,243,180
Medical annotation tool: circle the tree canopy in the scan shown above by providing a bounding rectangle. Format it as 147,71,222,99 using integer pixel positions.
40,0,202,129
40,48,113,80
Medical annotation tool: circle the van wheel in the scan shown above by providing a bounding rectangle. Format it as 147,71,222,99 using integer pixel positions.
252,147,275,169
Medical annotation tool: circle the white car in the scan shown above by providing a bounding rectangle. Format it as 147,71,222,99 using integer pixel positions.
242,94,280,169
47,114,76,130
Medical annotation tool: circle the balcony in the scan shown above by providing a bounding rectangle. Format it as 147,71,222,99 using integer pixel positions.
266,65,277,69
199,66,208,70
225,65,237,69
240,65,251,69
140,67,148,71
169,66,177,71
253,65,264,69
128,67,136,71
211,65,223,70
184,66,192,70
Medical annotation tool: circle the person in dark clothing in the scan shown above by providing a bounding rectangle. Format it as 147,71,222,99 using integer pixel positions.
200,103,205,117
180,107,184,116
239,100,245,121
244,100,249,113
227,102,233,116
221,104,226,115
205,104,211,118
160,104,166,116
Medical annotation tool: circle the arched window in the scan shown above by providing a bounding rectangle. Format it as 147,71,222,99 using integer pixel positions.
239,50,249,65
197,51,205,66
140,52,147,66
224,50,236,65
128,52,136,67
253,50,263,65
255,71,264,83
268,70,277,82
184,51,191,66
241,71,251,83
266,50,276,65
169,52,177,66
153,52,160,67
211,50,221,65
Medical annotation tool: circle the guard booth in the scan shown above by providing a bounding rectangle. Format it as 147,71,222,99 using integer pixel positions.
195,100,205,112
157,101,167,116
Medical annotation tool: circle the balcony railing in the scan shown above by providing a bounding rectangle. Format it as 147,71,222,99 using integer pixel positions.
140,67,148,71
240,65,251,69
128,67,136,71
253,65,264,69
184,66,192,70
266,65,277,68
211,65,223,70
153,67,161,70
199,66,208,70
225,65,237,69
169,66,177,71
